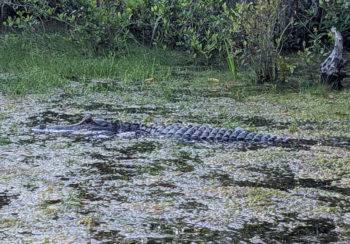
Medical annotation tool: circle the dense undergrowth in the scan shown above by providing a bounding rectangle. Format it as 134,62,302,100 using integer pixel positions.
1,0,349,84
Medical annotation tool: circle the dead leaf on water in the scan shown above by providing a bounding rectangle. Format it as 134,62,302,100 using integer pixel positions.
154,206,164,211
44,199,62,204
228,78,236,83
208,78,219,83
144,78,154,83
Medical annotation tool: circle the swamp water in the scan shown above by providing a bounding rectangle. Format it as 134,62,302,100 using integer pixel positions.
0,86,350,243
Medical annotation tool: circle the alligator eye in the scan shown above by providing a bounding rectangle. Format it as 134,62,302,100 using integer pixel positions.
36,124,46,130
84,115,93,123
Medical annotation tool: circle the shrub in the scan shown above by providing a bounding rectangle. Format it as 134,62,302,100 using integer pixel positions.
3,0,347,82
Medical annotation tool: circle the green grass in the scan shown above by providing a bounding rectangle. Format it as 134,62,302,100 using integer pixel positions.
0,68,67,95
0,32,190,95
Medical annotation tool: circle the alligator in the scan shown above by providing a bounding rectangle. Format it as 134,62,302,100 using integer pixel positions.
33,115,295,146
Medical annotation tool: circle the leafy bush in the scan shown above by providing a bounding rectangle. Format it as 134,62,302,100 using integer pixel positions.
293,0,350,53
128,0,229,59
69,1,132,53
2,0,347,83
319,0,350,34
229,0,289,83
3,0,132,53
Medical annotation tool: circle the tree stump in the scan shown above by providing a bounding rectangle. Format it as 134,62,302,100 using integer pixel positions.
320,27,348,90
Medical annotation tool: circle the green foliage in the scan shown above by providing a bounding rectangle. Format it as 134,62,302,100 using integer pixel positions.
226,0,294,83
2,0,347,84
319,0,350,33
70,1,132,53
142,0,296,83
3,0,132,52
294,0,350,54
224,41,237,80
3,0,63,32
130,0,228,59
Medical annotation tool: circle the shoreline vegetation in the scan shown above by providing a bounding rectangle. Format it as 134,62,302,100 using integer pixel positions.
1,0,349,93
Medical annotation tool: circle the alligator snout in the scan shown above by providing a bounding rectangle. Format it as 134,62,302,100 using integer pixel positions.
32,124,47,133
35,124,47,130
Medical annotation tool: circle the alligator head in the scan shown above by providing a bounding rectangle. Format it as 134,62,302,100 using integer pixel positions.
33,115,118,135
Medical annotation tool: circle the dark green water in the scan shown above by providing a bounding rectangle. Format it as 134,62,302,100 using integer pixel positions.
1,88,350,243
